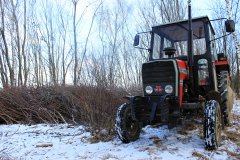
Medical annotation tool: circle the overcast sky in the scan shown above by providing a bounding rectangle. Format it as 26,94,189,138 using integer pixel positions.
46,0,224,51
192,0,213,18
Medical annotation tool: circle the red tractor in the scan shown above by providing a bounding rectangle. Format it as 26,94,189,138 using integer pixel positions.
115,2,235,150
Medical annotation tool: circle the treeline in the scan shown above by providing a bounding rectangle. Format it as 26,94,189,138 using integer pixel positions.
0,0,239,91
0,0,145,90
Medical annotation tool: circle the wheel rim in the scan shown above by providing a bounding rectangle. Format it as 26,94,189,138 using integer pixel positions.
125,112,139,137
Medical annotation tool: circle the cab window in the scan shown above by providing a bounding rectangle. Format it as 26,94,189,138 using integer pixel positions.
152,33,161,59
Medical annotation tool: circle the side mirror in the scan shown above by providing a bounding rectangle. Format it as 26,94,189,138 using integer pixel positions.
133,34,140,46
225,20,235,33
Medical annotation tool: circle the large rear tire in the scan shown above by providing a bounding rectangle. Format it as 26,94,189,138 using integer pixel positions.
115,103,140,143
204,100,222,150
218,71,233,125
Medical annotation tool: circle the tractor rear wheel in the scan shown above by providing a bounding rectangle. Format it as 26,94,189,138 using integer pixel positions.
218,71,233,125
115,103,140,143
204,100,222,150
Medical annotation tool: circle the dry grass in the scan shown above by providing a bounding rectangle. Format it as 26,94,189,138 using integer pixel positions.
178,122,198,135
192,151,209,160
225,150,240,159
88,131,115,143
149,136,162,147
224,113,240,143
224,131,240,142
219,148,240,160
100,153,119,160
36,143,53,148
232,114,240,127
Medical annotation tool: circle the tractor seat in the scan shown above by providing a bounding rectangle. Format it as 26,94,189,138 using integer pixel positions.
163,47,176,58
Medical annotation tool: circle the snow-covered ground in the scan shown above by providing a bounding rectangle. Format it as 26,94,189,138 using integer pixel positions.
1,101,240,160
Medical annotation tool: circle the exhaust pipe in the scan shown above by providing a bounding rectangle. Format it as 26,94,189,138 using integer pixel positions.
187,0,195,94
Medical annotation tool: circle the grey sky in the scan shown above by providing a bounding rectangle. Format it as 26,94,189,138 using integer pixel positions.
192,0,213,18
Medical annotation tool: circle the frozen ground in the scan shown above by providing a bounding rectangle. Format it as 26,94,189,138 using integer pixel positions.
0,101,240,160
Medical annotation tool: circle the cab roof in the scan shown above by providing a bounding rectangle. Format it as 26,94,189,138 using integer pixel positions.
152,16,215,42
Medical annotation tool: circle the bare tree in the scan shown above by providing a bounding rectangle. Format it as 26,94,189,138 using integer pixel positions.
59,9,72,86
0,0,15,87
225,0,240,95
39,0,58,85
22,0,28,86
77,1,102,84
10,0,23,86
72,0,79,86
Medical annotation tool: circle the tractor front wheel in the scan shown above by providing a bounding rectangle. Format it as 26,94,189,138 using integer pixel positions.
115,103,140,143
204,100,222,150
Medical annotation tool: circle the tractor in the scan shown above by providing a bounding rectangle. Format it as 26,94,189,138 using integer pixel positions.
115,2,235,150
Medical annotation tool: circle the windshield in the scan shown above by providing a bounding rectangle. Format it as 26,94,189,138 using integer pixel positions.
152,34,206,59
151,17,211,59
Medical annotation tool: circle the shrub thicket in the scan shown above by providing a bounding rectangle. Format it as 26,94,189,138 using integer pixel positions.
0,86,126,135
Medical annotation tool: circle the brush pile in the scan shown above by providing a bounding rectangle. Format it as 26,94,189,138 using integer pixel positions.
0,86,126,132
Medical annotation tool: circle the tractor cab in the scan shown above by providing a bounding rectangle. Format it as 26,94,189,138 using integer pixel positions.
150,16,212,60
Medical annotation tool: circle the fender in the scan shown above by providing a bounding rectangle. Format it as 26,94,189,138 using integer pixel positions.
215,59,230,73
205,90,221,104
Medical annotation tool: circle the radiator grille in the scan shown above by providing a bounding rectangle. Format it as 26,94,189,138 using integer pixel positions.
142,61,176,84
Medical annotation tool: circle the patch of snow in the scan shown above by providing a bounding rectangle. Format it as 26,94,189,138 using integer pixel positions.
233,99,240,116
0,101,239,160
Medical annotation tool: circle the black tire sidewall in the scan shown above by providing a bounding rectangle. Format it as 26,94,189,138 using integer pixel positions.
115,103,140,143
204,100,221,150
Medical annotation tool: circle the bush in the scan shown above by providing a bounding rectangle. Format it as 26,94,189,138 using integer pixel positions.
0,86,126,135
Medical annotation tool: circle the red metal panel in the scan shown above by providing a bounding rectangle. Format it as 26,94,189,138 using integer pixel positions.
215,60,228,66
176,60,189,106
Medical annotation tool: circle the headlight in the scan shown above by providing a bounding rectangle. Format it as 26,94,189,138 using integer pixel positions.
165,85,173,94
145,86,153,94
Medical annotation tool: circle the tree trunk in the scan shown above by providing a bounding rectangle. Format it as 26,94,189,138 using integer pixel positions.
0,0,14,87
73,0,78,86
22,0,28,86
